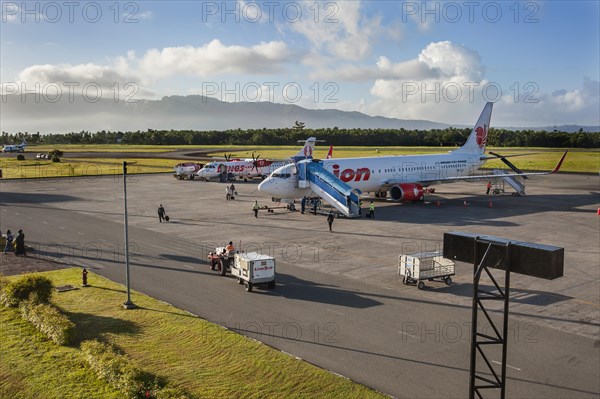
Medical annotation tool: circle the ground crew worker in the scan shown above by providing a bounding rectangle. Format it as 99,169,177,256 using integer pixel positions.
369,201,375,219
158,204,166,222
225,186,231,200
486,181,492,195
327,211,335,233
301,197,306,214
225,241,235,253
253,200,260,218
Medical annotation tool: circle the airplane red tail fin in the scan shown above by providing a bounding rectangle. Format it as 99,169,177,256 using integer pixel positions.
326,145,333,159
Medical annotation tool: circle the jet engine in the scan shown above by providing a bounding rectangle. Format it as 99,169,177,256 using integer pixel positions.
389,183,424,201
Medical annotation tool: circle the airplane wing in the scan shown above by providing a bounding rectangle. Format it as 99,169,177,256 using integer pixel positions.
381,151,568,186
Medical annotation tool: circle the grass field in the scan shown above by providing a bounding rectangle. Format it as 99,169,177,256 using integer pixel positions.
1,146,597,178
0,158,188,179
0,268,384,399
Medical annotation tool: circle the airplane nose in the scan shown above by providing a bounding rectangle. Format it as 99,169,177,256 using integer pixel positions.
258,179,273,193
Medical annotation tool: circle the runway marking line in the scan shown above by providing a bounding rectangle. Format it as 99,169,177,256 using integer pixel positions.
492,360,521,371
398,331,418,339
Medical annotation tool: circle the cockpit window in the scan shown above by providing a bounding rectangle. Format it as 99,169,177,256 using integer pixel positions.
272,173,291,178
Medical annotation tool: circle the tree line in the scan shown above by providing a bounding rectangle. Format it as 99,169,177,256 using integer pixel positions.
2,128,599,148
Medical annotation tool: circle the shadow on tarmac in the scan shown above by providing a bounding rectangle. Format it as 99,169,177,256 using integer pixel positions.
0,192,83,204
433,283,573,306
257,272,383,309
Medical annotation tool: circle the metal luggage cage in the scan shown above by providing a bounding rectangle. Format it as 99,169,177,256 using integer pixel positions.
398,251,455,290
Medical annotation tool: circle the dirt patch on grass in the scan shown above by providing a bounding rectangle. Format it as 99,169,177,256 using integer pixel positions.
0,250,69,276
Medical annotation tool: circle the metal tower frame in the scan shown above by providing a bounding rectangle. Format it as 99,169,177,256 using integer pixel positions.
469,239,511,399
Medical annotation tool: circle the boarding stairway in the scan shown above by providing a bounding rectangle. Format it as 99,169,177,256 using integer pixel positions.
296,160,362,218
492,169,526,195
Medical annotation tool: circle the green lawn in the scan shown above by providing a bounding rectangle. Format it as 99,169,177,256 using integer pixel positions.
0,268,384,399
0,158,186,179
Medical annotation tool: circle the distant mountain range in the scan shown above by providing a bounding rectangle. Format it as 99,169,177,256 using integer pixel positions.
1,94,598,133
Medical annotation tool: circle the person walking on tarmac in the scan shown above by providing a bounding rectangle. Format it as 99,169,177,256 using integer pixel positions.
158,204,166,222
253,200,260,218
3,229,14,254
225,186,231,201
301,197,306,214
369,201,375,219
327,211,335,233
15,229,26,256
486,181,492,195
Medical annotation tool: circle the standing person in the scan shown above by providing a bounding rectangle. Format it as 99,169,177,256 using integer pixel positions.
369,201,375,219
252,200,260,218
225,186,231,201
158,204,166,222
312,198,318,215
301,197,306,214
3,229,14,254
15,229,26,256
327,211,335,233
486,181,492,195
230,183,236,199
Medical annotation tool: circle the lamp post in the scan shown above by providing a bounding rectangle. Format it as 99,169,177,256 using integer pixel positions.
122,161,136,309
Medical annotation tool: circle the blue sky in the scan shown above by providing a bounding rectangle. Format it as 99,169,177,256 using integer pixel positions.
1,0,599,127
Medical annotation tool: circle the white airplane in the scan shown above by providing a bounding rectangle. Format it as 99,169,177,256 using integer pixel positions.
2,141,26,153
258,102,568,201
196,137,319,181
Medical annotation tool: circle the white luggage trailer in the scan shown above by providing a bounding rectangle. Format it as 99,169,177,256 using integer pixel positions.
398,251,455,290
232,252,276,292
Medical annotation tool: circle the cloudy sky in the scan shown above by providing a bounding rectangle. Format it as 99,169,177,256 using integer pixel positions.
1,0,599,128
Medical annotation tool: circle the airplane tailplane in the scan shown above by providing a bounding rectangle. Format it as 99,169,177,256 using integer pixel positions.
454,102,493,155
294,137,317,158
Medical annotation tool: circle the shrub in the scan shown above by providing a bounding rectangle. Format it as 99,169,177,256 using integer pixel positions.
0,275,53,307
51,154,61,162
16,154,25,161
19,300,76,345
80,340,191,399
81,340,146,397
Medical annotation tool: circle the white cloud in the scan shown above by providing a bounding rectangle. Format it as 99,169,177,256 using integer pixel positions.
5,40,293,100
137,11,153,20
134,39,291,79
290,1,380,61
495,78,600,126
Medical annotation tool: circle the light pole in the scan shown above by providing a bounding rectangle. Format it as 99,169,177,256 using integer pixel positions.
122,161,136,309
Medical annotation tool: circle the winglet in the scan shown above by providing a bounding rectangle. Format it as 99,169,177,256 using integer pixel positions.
551,151,568,174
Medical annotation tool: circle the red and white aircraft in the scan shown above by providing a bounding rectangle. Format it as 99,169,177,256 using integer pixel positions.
195,137,318,181
258,102,567,201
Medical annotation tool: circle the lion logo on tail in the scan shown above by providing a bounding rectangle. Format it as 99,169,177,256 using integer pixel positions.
475,124,488,149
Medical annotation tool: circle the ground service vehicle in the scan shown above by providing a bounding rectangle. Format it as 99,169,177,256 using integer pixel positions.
174,162,204,180
207,247,276,292
231,252,276,292
207,246,235,276
398,251,455,290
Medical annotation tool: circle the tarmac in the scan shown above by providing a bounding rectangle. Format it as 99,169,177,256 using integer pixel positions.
1,171,599,398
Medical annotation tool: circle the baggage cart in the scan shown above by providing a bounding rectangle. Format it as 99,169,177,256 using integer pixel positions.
231,252,276,292
398,251,455,290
